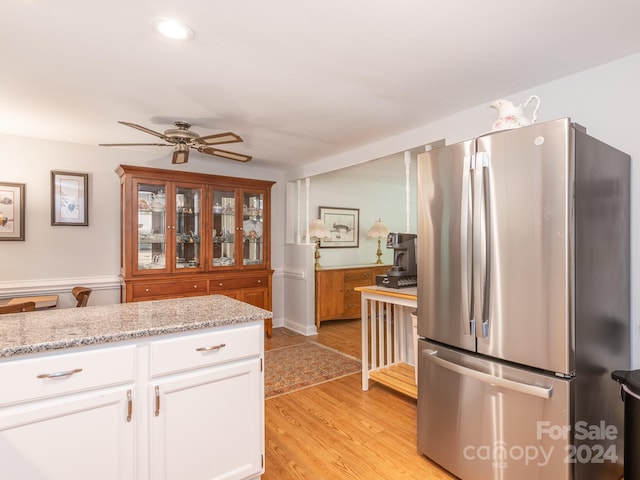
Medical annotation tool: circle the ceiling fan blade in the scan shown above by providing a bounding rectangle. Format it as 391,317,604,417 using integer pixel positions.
99,142,172,147
118,121,168,141
172,149,190,164
197,132,242,145
197,146,252,162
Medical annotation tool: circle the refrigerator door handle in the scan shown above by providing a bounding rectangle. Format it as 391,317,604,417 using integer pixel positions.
473,152,490,338
461,154,474,336
425,349,553,399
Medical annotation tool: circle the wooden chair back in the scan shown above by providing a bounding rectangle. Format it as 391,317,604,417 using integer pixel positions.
0,301,36,314
72,287,92,307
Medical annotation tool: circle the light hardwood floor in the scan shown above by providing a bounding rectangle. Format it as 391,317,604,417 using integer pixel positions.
263,319,456,479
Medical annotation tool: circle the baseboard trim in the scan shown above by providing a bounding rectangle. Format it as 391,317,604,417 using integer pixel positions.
282,318,317,336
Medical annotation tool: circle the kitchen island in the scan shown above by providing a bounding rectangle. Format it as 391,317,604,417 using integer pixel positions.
0,295,270,480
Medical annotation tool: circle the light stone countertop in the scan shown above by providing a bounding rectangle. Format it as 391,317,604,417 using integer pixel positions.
0,295,272,358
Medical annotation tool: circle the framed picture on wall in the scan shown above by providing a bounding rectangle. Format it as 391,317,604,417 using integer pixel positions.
51,171,89,226
319,206,359,248
0,181,25,241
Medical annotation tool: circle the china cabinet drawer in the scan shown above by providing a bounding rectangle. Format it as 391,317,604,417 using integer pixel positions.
210,275,269,292
0,345,136,407
149,323,261,377
133,281,207,299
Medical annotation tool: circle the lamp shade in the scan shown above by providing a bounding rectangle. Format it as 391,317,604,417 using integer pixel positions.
308,218,331,240
367,219,389,239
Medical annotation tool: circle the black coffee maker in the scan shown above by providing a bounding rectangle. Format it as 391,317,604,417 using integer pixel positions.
376,232,417,288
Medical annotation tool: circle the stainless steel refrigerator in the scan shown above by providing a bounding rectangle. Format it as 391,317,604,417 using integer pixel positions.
416,118,630,480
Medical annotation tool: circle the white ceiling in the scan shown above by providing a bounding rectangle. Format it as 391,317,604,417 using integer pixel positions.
3,0,640,171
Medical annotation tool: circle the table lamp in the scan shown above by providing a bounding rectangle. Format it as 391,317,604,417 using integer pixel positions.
308,218,331,270
366,218,389,264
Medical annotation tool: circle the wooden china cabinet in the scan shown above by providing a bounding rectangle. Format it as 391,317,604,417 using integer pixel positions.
116,165,275,337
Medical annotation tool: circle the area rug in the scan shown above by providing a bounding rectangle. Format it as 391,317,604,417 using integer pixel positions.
265,342,361,399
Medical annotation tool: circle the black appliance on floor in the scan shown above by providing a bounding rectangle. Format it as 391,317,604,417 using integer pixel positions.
612,369,640,480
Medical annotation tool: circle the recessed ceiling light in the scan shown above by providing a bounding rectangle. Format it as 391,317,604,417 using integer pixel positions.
153,18,194,41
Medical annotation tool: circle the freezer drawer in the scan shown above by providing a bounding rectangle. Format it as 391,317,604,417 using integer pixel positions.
418,340,573,480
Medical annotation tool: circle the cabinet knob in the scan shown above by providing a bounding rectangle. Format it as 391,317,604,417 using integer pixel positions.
193,284,198,288
145,288,150,292
219,282,223,286
257,280,261,284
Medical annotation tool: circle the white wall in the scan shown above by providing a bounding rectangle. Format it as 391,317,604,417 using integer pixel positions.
284,53,640,366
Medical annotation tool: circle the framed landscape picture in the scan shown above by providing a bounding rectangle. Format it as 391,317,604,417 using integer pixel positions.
0,182,25,241
318,206,359,248
51,171,89,226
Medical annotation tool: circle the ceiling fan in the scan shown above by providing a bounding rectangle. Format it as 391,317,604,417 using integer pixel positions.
99,121,252,164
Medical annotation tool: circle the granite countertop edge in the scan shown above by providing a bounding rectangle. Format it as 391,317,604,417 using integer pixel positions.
0,295,272,359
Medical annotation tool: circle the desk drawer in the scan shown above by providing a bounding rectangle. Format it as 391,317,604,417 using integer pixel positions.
149,323,261,377
0,345,136,407
344,271,374,287
133,281,207,299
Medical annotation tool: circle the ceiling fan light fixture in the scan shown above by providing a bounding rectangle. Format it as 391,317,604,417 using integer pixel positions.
153,18,194,41
172,144,190,164
102,120,251,164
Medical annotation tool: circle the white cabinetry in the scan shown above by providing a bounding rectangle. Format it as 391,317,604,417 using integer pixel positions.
0,322,264,480
151,359,262,479
0,345,137,480
148,323,264,480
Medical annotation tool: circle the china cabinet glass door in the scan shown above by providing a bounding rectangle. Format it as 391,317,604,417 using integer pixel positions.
242,191,264,266
137,181,168,272
211,189,237,268
174,185,203,270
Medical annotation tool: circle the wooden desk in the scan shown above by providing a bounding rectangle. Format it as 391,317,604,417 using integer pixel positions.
0,295,58,309
356,285,417,399
315,264,390,329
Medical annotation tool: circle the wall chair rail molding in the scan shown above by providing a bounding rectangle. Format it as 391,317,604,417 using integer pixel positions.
0,276,120,297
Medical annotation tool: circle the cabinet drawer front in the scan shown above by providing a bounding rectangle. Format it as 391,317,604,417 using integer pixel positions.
344,271,374,286
344,287,360,300
150,323,261,377
343,303,361,317
133,281,208,298
210,276,269,291
0,345,136,407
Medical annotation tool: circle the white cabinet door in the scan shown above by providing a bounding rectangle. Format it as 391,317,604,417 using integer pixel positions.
0,387,135,480
150,358,263,480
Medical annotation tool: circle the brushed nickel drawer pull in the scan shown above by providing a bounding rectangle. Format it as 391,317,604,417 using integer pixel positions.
36,368,83,379
126,389,133,422
154,385,160,417
195,343,226,352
